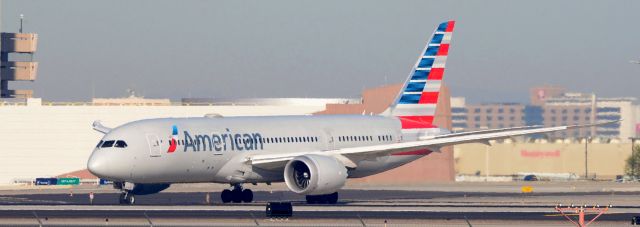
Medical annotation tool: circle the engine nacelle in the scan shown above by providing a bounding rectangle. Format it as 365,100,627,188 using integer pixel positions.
131,183,171,195
284,154,347,195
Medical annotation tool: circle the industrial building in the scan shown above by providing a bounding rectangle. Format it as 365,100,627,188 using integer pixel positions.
454,141,634,180
450,85,637,140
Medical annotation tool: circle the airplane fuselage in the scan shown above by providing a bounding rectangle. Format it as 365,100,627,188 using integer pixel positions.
88,115,444,184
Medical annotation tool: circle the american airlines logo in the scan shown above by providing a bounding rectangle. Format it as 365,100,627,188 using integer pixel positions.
167,125,179,153
169,126,265,153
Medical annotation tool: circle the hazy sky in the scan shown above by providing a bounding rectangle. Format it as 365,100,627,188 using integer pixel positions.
3,0,640,103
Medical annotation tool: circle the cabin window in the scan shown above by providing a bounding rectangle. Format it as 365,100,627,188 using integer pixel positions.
101,140,115,148
114,140,128,148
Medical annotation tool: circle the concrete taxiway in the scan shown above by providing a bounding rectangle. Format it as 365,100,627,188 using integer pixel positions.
0,182,638,226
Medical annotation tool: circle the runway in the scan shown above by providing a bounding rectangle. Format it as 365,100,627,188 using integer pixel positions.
0,185,639,226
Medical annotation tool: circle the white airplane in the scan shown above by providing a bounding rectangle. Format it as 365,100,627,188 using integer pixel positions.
88,21,604,205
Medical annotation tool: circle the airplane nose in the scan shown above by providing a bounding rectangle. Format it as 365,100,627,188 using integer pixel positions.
87,153,108,178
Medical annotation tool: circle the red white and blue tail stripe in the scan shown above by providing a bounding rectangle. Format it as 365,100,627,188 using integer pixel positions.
384,21,455,130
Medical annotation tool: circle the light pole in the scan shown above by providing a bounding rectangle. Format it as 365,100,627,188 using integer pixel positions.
585,137,590,180
630,137,639,178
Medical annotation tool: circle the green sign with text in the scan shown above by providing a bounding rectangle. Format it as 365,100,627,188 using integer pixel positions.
57,178,80,185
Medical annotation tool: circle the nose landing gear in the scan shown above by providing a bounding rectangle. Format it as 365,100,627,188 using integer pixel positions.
221,184,253,203
114,182,135,205
118,190,135,205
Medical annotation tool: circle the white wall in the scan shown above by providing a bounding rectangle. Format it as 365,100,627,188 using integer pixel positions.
0,105,324,184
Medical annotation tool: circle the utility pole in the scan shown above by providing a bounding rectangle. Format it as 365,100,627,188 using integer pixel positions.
19,14,23,33
585,137,590,180
630,137,639,178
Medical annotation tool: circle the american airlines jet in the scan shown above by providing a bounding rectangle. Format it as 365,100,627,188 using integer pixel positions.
87,21,604,205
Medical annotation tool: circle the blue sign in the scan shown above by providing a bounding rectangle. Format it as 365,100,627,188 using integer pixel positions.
35,178,57,185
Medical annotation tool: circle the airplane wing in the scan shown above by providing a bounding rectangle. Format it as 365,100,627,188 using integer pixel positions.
246,121,617,170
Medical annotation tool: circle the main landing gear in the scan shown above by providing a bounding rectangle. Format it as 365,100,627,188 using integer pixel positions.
306,192,338,204
221,184,253,203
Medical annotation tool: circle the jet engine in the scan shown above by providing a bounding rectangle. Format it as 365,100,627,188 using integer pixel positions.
131,183,171,195
283,154,347,195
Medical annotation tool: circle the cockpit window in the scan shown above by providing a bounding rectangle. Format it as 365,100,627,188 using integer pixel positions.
114,140,128,148
101,140,115,148
96,140,104,148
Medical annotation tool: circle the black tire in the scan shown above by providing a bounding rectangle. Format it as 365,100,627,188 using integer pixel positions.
221,189,232,203
305,195,317,204
118,193,126,205
231,188,243,203
327,192,338,204
126,194,135,205
241,189,253,203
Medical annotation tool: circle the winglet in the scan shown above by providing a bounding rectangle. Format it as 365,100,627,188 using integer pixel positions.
92,120,112,134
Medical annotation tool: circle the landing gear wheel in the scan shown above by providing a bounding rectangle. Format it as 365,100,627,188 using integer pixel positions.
231,188,243,203
221,189,232,203
118,193,127,204
119,191,135,205
306,192,338,204
241,189,253,203
126,194,136,205
327,192,338,204
305,195,318,204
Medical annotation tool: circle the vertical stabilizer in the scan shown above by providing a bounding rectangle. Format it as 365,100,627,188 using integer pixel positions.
383,21,455,129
